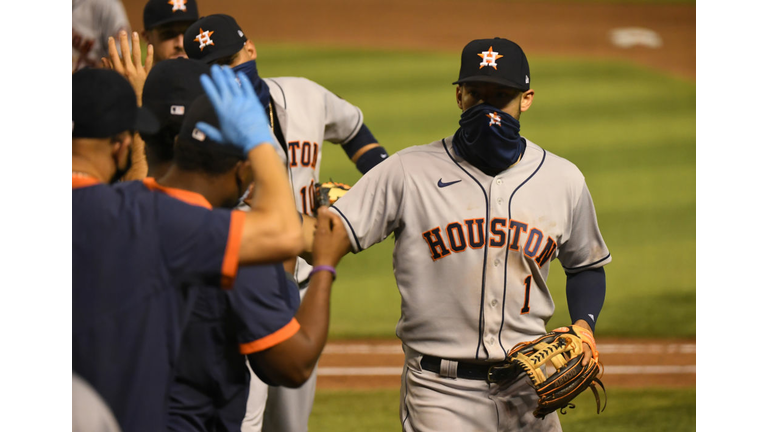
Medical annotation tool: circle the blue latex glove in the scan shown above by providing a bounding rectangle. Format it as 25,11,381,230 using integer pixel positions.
196,65,277,155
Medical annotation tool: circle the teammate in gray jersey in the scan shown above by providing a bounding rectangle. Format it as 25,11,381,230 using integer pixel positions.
182,14,389,432
72,0,130,71
331,38,610,431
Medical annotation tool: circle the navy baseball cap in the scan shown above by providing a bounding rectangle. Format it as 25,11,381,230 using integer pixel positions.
453,38,530,91
184,14,247,64
73,68,159,138
143,0,199,30
177,94,244,159
142,58,209,134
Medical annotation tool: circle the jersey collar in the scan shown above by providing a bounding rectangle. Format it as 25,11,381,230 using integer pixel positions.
142,178,213,209
72,172,101,189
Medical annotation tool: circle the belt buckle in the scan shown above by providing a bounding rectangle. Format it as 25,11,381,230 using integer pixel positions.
487,362,522,383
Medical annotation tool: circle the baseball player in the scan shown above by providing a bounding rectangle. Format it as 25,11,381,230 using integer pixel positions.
72,66,303,432
140,57,210,178
72,0,131,71
182,14,390,432
155,88,349,430
141,0,199,63
330,38,610,431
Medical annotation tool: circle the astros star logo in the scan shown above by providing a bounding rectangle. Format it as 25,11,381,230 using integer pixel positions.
194,28,214,51
478,46,503,70
487,112,502,126
168,0,187,12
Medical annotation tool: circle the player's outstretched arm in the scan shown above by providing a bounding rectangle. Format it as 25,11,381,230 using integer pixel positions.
197,65,303,264
238,145,303,263
298,215,318,264
248,207,349,387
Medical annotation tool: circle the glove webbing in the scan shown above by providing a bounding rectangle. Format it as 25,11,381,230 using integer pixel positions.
535,359,606,418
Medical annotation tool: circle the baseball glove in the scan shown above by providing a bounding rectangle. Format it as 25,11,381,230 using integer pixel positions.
313,180,351,211
490,325,606,419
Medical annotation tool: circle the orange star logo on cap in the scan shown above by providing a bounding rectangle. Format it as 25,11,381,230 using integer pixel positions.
168,0,187,12
194,28,214,51
478,46,503,70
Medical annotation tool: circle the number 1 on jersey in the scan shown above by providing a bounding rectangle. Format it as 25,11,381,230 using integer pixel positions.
299,179,316,215
521,275,532,315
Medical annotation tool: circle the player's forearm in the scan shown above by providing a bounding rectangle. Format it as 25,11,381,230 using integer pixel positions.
294,271,333,352
565,267,606,332
238,145,303,264
249,271,333,387
286,271,334,380
350,143,381,163
120,133,148,181
341,124,388,174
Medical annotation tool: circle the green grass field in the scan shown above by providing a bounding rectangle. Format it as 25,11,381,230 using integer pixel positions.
255,45,696,340
309,387,696,431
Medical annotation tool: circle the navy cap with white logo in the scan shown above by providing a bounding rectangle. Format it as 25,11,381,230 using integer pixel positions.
453,38,530,91
183,14,247,65
177,94,244,159
143,0,199,31
142,58,209,134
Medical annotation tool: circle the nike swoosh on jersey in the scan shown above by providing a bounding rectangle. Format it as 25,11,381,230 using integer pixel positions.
437,178,462,188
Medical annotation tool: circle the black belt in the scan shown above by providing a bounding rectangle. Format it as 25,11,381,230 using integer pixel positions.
420,355,522,382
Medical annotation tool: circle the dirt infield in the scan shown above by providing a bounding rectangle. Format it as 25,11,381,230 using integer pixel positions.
122,0,694,80
317,339,695,390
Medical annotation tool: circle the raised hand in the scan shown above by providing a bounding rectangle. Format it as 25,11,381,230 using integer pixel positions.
101,31,153,106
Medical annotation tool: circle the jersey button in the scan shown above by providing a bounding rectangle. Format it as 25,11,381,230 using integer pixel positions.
497,198,503,205
491,299,498,307
496,179,503,185
494,259,500,267
488,339,495,346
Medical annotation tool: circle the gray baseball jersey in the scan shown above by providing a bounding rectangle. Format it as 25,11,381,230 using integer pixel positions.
242,76,366,432
332,136,610,362
265,76,364,284
72,0,131,71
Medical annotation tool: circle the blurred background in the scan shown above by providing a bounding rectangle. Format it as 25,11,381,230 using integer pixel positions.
119,0,696,430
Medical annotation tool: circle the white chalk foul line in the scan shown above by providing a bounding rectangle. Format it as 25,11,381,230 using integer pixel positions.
319,367,404,376
322,343,695,355
318,365,695,377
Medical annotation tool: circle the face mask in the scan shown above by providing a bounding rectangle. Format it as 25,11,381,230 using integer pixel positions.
109,147,133,184
232,60,272,114
452,103,526,177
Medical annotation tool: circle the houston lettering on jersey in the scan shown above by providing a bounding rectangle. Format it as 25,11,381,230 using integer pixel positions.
287,141,319,169
422,217,557,267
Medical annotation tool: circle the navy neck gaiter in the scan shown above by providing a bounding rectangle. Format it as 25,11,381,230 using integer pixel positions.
232,60,272,115
452,103,526,177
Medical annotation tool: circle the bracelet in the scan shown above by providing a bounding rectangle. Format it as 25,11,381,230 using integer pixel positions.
309,265,336,281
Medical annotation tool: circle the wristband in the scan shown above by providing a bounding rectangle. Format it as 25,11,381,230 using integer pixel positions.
355,145,388,174
309,265,336,281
